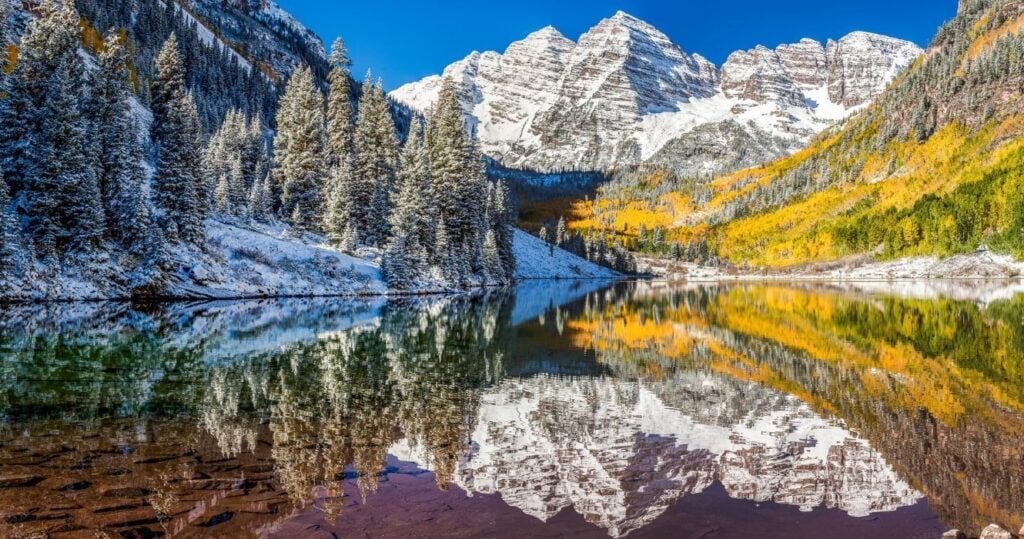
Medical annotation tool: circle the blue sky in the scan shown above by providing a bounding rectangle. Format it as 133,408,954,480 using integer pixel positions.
276,0,957,90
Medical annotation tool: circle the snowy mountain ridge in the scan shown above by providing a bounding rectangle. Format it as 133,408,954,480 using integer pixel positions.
391,11,922,175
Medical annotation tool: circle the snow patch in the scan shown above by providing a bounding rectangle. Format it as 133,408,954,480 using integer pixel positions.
513,229,621,280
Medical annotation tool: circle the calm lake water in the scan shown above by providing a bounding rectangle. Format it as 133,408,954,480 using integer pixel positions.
1,281,1022,538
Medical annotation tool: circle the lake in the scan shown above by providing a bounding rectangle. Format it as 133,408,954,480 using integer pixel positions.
1,281,1022,538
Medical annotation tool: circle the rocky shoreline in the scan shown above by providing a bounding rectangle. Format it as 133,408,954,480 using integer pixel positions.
639,247,1024,283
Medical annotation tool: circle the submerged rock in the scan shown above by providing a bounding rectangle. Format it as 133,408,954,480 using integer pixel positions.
941,530,965,539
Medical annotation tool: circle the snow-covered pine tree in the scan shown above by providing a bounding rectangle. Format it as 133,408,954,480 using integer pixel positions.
462,139,489,273
33,7,104,257
86,34,153,251
326,37,355,172
0,0,103,258
243,114,269,205
353,73,400,246
482,228,503,284
555,216,567,247
425,76,489,282
399,119,434,256
340,220,359,254
151,32,186,149
152,35,205,243
273,65,326,230
485,180,515,282
0,178,24,275
323,159,351,245
247,172,272,222
494,180,516,280
205,110,252,216
381,121,431,288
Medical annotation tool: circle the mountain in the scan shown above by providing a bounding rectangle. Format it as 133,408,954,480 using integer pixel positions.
391,12,921,176
565,0,1024,272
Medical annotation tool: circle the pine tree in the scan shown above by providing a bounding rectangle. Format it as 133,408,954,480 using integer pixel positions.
86,34,152,251
248,173,272,222
482,228,503,283
326,37,355,172
556,216,567,247
274,65,326,230
399,119,434,254
151,32,186,148
0,0,103,257
486,180,515,282
353,73,399,245
323,160,351,245
152,35,204,243
340,220,359,253
381,121,430,287
0,179,23,275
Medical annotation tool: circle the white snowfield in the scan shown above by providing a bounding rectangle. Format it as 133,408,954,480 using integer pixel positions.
512,228,621,280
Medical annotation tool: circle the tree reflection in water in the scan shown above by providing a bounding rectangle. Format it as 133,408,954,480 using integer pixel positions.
0,282,1021,537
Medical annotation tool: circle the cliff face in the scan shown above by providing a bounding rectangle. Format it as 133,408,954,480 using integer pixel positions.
392,11,921,176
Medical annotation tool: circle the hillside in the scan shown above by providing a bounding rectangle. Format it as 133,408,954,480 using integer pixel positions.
566,0,1024,272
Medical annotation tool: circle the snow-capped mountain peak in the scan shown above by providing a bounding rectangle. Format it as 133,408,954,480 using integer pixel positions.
390,13,922,175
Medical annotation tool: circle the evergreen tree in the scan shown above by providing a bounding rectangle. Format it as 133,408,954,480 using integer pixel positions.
482,228,503,283
381,121,430,288
323,160,351,245
273,65,326,230
248,173,273,222
399,119,434,253
152,35,204,243
353,73,399,245
486,180,516,282
326,37,355,172
556,216,567,246
0,0,103,257
86,34,152,250
0,178,23,274
151,32,186,148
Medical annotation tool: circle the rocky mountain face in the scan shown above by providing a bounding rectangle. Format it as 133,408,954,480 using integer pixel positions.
391,11,921,176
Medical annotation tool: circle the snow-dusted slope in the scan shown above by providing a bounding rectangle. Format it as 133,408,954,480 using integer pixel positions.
0,219,385,301
392,372,920,537
186,0,327,78
391,11,921,175
513,229,621,279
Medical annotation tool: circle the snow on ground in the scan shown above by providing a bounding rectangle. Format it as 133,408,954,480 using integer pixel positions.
163,219,385,299
513,229,621,280
2,224,620,301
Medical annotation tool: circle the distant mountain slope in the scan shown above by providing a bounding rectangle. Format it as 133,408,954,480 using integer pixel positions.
568,0,1024,271
391,11,920,176
184,0,328,80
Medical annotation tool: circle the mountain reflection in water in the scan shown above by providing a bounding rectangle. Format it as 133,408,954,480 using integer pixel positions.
0,281,1021,538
